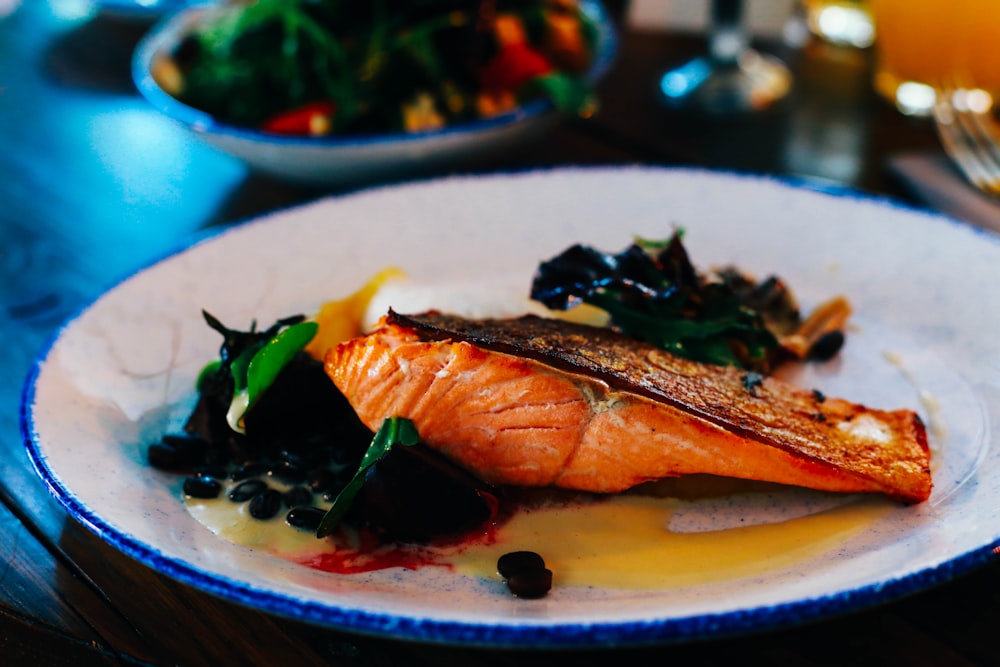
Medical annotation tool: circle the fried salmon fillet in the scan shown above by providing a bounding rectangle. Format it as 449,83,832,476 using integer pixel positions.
326,311,932,503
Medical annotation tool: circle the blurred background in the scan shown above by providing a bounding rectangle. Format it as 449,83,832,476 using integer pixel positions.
5,0,994,382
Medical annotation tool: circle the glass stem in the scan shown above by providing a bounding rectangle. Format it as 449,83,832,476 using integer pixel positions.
708,0,749,65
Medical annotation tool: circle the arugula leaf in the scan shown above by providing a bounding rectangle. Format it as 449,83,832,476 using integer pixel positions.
316,416,420,538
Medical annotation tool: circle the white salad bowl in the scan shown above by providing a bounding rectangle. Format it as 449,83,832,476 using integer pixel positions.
131,1,617,188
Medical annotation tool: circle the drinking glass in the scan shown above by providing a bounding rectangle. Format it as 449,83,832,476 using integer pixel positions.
800,0,874,48
871,0,1000,116
659,0,792,114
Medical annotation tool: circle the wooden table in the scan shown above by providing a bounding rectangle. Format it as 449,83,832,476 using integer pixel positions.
2,2,998,665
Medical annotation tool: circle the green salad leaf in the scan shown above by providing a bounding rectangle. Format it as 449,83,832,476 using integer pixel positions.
167,0,600,134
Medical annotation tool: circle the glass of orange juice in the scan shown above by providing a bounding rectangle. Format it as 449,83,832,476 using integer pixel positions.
871,0,1000,116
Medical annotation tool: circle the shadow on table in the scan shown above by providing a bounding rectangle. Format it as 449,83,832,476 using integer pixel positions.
43,13,150,93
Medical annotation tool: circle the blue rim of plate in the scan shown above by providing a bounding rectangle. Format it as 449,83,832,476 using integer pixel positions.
19,166,1000,647
131,0,618,150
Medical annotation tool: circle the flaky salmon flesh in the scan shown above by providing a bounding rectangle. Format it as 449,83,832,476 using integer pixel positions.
326,311,932,504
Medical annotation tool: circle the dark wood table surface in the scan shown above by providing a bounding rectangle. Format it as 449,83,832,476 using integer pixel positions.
3,2,999,665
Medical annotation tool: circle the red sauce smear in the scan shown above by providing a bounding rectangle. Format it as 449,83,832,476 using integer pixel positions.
292,489,589,574
295,509,506,574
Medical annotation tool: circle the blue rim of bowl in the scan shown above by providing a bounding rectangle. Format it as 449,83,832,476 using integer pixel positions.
20,166,1000,647
131,0,618,149
97,0,214,19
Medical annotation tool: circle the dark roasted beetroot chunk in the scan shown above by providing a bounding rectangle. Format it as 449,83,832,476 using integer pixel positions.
242,354,371,458
183,389,232,449
358,443,497,542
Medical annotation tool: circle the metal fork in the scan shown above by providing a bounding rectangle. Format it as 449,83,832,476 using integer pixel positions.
932,87,1000,197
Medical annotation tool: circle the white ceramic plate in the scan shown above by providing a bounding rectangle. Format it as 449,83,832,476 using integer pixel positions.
131,2,616,188
22,167,1000,646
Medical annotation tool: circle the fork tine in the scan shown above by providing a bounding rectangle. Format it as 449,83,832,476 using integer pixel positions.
933,87,1000,197
951,91,1000,195
962,100,1000,191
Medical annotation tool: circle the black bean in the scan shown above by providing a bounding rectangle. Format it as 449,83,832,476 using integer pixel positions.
506,568,553,599
148,443,188,471
284,486,313,509
183,476,221,499
307,468,339,493
249,489,283,520
286,506,326,531
162,433,210,454
497,551,546,579
280,448,330,471
229,479,268,503
268,460,306,484
498,551,552,598
231,462,268,481
807,330,845,361
277,450,306,468
149,433,210,471
195,465,228,480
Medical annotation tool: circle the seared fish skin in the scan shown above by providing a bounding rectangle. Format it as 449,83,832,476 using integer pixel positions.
326,311,932,503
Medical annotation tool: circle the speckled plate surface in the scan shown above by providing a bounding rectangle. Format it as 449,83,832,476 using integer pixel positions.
21,167,1000,646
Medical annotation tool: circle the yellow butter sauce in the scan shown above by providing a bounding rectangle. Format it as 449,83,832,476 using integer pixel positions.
450,493,891,589
189,483,892,590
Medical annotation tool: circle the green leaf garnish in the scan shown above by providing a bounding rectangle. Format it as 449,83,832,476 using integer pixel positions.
246,321,318,406
195,359,222,392
530,231,783,372
223,319,318,433
316,416,420,538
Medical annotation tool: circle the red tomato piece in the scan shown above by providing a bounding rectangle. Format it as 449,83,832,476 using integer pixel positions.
260,101,336,136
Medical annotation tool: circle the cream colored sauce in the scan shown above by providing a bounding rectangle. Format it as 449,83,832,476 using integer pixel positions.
187,479,334,562
187,485,891,590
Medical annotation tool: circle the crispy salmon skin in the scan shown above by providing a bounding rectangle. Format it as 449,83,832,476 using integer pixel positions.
326,311,932,503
